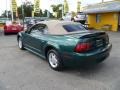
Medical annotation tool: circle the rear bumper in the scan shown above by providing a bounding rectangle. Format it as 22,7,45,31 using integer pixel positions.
62,44,112,67
4,30,23,34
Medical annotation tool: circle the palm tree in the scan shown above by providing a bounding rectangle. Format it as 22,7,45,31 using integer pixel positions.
51,4,62,18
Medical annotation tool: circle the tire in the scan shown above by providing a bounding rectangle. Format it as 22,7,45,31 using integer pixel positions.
47,49,63,71
18,37,25,50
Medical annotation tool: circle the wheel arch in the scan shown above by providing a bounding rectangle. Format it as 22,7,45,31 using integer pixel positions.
44,44,61,59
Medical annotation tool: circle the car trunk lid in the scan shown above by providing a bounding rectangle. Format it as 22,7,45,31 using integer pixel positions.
66,31,109,51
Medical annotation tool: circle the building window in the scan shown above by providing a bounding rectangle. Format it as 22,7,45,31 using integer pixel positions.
96,14,101,23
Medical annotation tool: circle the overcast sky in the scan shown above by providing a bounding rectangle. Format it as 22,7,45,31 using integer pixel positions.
0,0,112,14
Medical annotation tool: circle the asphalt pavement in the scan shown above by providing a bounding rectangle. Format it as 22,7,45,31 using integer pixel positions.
0,31,120,90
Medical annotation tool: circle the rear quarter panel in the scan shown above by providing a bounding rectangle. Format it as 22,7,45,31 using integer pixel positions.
43,35,79,53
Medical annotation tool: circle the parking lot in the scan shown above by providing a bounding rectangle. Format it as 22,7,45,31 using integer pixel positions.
0,31,120,90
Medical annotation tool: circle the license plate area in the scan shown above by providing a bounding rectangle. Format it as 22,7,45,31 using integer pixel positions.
12,27,17,30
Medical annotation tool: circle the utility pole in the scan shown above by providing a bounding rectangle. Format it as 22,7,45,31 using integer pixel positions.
6,0,8,19
61,0,64,18
11,0,14,21
102,0,104,3
21,0,25,26
47,10,50,18
62,4,64,18
47,1,50,18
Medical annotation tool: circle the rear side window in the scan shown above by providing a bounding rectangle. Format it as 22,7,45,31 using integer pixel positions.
63,24,86,32
30,24,49,34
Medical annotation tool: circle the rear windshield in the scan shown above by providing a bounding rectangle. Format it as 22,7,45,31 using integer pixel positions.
63,24,86,32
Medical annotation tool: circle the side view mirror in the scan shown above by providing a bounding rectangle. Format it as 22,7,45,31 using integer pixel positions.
24,27,31,34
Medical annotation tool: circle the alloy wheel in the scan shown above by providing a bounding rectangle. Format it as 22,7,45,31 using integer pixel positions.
18,38,24,49
48,52,58,68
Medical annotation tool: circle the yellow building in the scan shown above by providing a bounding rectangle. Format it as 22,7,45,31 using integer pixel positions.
83,0,120,31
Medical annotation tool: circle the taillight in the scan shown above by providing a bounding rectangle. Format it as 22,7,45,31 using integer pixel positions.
105,34,109,44
75,43,91,53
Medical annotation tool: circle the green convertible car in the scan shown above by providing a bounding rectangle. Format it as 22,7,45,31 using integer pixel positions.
17,20,112,71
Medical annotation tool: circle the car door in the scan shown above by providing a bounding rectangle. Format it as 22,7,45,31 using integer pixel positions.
23,24,47,54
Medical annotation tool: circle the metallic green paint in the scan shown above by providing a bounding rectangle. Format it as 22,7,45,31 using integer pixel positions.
17,30,112,66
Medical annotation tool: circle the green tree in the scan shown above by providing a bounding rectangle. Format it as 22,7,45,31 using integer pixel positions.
43,10,47,17
17,2,33,19
1,10,12,18
51,4,62,18
39,9,43,17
